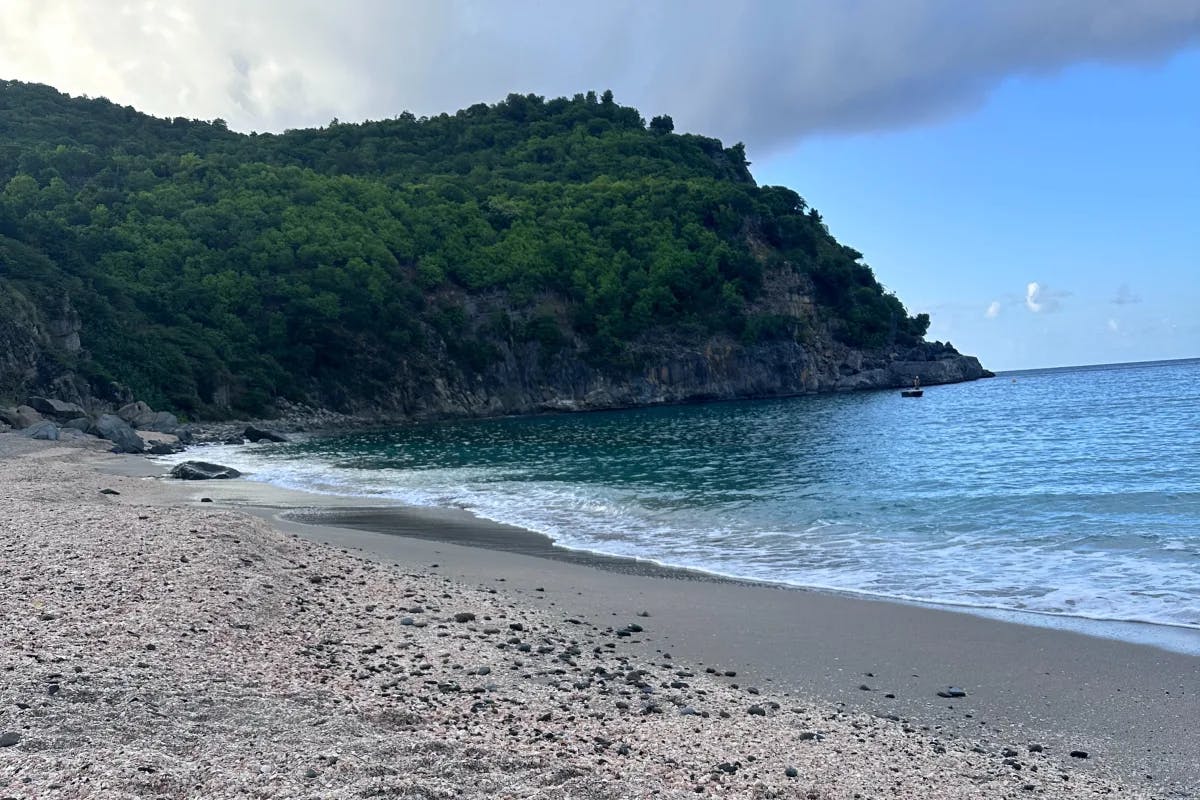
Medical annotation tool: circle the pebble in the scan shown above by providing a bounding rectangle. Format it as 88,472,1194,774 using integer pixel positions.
1070,750,1090,759
937,687,968,698
0,732,20,747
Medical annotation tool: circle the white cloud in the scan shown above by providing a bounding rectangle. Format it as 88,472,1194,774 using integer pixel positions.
1107,318,1120,332
1026,282,1043,312
1025,281,1068,313
985,300,1002,318
0,1,1197,150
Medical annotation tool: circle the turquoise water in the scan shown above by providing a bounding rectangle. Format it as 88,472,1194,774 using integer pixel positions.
169,358,1200,634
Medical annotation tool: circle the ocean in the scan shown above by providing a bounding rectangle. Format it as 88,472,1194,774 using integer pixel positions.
162,358,1200,648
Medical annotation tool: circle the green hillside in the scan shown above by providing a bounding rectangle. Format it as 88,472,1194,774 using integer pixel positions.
0,81,931,417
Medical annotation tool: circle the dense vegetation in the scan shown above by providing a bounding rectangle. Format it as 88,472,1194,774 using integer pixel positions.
0,80,929,416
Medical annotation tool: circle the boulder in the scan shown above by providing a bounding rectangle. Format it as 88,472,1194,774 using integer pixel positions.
0,406,43,429
91,414,146,454
63,417,92,433
117,401,180,433
27,396,87,421
117,400,153,424
244,425,290,443
147,441,185,455
169,461,241,480
21,420,59,441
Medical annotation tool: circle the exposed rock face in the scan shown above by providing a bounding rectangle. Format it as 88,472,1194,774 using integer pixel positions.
6,257,990,424
169,461,242,480
342,335,990,420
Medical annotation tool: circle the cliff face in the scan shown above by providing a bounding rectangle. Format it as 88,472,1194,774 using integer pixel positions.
310,265,990,420
356,335,988,420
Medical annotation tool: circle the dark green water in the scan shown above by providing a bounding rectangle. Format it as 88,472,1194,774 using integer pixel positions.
172,358,1200,635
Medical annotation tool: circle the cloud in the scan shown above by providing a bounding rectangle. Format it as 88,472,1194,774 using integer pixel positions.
0,1,1198,151
1025,281,1069,313
1107,318,1120,332
1112,284,1142,305
985,300,1002,318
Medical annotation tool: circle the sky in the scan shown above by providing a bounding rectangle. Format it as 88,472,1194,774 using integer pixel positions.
0,0,1197,370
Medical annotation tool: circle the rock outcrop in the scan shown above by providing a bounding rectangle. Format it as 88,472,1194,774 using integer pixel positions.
169,461,242,480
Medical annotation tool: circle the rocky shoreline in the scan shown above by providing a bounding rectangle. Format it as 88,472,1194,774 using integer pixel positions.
0,435,1163,799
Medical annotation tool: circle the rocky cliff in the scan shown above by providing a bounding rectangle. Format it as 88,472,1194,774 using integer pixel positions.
300,266,991,420
2,264,990,425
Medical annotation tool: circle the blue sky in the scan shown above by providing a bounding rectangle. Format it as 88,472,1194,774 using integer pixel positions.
756,50,1199,371
1,1,1197,371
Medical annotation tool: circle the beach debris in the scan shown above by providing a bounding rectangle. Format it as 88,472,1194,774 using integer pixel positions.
99,488,120,495
169,461,242,480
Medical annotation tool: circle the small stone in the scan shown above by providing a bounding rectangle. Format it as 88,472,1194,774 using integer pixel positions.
747,705,766,716
0,732,20,747
1028,743,1044,753
99,489,120,495
1069,750,1089,759
937,686,967,698
785,767,799,778
304,767,319,778
454,612,476,623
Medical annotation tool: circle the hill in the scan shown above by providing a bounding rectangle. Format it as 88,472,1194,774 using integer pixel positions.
0,80,987,420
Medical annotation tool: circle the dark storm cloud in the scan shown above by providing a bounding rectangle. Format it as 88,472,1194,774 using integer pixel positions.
3,1,1198,150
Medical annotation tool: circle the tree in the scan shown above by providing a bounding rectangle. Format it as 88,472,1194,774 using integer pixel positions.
649,115,674,134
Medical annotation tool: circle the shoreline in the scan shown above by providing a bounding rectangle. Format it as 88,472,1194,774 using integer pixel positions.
130,452,1200,792
3,435,1197,797
280,505,1200,657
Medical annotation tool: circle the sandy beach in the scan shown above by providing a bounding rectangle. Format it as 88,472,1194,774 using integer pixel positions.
1,434,1196,799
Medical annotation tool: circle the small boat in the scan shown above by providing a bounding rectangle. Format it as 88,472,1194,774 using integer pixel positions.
901,389,924,398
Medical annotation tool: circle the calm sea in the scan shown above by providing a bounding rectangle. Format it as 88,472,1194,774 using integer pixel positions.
164,358,1200,647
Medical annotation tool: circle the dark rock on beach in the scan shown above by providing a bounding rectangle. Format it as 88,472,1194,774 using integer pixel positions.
245,425,290,443
91,414,145,454
169,461,242,480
